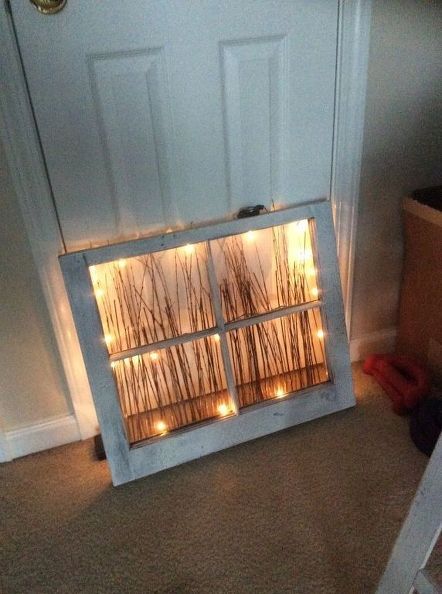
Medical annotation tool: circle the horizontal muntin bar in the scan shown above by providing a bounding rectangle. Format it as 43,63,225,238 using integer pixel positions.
60,198,326,266
224,300,321,332
109,326,219,362
108,300,322,362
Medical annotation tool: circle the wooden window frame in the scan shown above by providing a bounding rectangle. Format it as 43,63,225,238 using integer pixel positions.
60,198,353,485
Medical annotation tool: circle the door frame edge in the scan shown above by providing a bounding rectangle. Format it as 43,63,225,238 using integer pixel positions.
0,6,97,441
331,0,373,337
0,0,371,449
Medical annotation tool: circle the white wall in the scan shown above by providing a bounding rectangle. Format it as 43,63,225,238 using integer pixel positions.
0,138,73,430
351,0,442,346
0,0,441,453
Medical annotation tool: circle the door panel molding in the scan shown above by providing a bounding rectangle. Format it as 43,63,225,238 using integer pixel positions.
88,47,175,236
220,34,288,209
0,0,372,446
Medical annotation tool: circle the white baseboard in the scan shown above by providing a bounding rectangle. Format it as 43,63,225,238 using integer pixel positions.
0,430,12,463
4,414,81,461
350,327,397,363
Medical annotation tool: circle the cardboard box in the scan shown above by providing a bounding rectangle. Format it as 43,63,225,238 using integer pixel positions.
396,187,442,385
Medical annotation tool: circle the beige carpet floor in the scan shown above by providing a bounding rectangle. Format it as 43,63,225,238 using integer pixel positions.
0,364,435,593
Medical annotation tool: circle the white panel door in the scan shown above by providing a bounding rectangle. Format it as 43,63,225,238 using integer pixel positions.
11,1,338,251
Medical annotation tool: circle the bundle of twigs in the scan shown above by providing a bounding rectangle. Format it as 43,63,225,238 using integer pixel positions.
94,245,215,353
90,220,328,441
113,335,227,443
92,246,230,442
218,223,327,407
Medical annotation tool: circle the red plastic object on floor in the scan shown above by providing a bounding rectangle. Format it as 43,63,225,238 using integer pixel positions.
363,354,430,415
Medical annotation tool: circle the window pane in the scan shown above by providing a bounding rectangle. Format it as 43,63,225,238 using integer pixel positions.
211,219,319,322
89,242,215,354
227,308,328,408
112,334,232,444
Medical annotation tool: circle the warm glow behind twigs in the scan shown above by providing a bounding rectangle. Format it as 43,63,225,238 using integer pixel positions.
155,420,167,434
290,219,308,235
183,244,195,255
124,355,141,366
218,403,229,416
296,249,313,262
91,215,328,443
245,230,255,243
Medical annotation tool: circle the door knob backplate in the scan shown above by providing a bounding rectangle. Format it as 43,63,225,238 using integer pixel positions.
30,0,66,14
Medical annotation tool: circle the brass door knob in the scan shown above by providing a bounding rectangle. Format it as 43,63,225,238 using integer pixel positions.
30,0,66,14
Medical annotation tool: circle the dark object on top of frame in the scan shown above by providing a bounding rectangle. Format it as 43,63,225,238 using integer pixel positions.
237,205,266,218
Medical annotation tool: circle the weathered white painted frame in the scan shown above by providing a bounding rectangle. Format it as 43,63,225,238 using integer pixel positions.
60,199,353,485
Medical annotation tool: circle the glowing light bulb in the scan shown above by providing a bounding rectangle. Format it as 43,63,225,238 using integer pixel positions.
317,329,324,340
245,230,255,242
104,334,113,346
218,403,229,416
118,259,127,269
156,420,167,434
149,351,160,362
213,333,220,342
311,287,319,298
183,244,195,255
95,287,104,299
307,267,316,278
110,361,117,369
275,387,285,398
